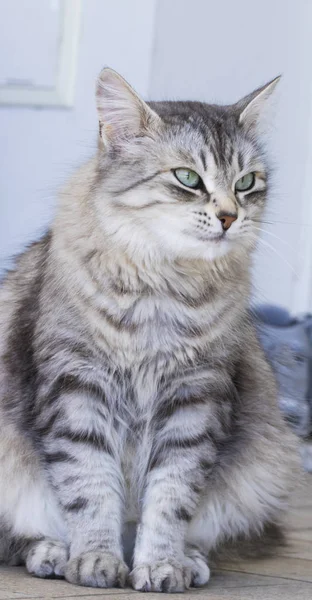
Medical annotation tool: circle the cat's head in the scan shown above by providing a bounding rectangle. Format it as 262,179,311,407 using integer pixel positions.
93,68,279,265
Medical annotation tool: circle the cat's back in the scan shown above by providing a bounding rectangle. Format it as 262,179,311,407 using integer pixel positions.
0,232,51,327
0,233,51,398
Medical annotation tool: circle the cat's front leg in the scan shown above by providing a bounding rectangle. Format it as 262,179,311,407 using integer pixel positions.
131,410,219,593
131,373,233,592
61,444,129,589
131,452,213,592
35,383,129,588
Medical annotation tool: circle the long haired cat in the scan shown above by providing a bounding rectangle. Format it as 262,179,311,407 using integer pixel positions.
0,68,297,592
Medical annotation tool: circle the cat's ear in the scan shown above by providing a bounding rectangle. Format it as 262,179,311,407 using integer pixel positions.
96,67,161,147
236,76,281,130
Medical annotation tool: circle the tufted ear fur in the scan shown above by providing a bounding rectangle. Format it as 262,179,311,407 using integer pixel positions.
236,76,281,131
96,67,161,147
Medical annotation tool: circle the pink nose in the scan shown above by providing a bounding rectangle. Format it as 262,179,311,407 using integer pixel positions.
217,212,237,231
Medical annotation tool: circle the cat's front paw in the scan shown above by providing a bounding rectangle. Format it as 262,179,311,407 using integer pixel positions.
184,552,210,587
131,560,191,593
65,551,129,588
26,539,68,578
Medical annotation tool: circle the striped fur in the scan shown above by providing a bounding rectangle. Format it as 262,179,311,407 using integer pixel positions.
0,69,297,592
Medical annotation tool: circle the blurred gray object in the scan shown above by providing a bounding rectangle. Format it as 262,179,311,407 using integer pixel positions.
254,305,312,471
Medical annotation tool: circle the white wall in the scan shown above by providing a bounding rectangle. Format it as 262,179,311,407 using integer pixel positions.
1,0,312,313
0,0,157,271
149,0,312,312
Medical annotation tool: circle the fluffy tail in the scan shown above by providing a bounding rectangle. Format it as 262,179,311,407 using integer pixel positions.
0,522,33,566
210,522,286,565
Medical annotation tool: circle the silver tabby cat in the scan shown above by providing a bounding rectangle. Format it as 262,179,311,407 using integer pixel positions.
0,69,297,592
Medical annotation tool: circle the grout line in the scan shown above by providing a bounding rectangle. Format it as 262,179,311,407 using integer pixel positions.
217,567,312,584
48,591,135,599
1,594,135,600
212,582,312,591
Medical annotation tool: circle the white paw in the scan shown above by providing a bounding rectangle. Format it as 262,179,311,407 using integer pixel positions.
65,551,129,588
131,560,191,593
26,539,68,578
184,552,210,587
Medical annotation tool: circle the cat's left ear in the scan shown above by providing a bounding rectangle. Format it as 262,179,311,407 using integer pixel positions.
236,76,281,130
96,67,161,147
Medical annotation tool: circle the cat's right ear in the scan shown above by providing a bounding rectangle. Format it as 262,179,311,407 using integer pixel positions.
96,68,161,148
236,76,281,132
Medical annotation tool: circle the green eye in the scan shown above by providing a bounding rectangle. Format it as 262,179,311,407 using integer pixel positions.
235,172,255,192
174,168,201,189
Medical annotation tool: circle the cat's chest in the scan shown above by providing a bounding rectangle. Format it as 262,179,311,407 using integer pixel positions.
91,291,216,362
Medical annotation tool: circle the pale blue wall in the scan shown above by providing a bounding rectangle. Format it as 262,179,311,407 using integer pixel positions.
1,0,312,311
0,0,156,272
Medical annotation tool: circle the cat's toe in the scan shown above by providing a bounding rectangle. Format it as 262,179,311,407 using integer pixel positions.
131,560,189,593
65,551,129,588
26,539,68,578
130,565,152,592
184,553,210,587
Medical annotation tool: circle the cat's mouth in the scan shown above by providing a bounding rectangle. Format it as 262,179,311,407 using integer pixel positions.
195,232,226,243
209,233,226,242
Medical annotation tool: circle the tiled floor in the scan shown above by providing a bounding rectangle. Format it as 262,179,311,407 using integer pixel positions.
1,475,311,599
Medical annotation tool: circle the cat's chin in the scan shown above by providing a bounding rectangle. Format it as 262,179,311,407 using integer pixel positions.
179,237,235,263
197,234,255,264
202,242,233,262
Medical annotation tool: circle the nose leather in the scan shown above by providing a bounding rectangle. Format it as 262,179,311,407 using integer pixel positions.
217,212,237,231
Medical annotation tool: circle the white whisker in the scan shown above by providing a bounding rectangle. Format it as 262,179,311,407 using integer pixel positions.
251,225,301,256
251,233,297,276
